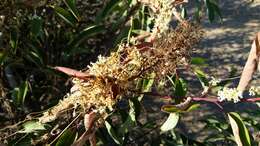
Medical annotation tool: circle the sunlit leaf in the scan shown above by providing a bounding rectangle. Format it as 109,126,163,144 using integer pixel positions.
63,0,79,21
167,75,187,100
228,112,251,146
161,113,179,132
55,129,77,146
10,29,18,54
119,98,139,135
0,52,7,65
181,7,187,19
13,81,29,106
174,78,187,98
142,73,155,93
186,104,200,112
26,51,44,67
18,121,45,133
19,81,29,105
191,57,207,65
194,69,209,88
53,6,78,26
161,105,182,113
105,121,122,144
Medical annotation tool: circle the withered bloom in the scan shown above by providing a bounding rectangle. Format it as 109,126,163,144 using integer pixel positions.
39,0,203,123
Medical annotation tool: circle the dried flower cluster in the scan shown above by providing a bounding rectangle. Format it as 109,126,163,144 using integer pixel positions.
39,0,203,123
39,23,202,123
151,24,203,76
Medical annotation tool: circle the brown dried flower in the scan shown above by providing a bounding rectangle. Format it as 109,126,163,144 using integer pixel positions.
39,0,203,123
39,23,203,123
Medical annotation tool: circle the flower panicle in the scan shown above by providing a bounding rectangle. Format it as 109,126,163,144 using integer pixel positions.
217,87,243,103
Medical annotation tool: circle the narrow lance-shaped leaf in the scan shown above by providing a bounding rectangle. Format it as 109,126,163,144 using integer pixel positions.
118,99,138,135
194,69,209,88
211,0,222,21
14,81,29,106
105,121,122,144
228,112,251,146
161,98,196,113
69,25,106,48
30,15,43,37
10,29,18,54
18,121,45,133
0,51,7,65
53,6,78,26
237,32,260,91
63,0,79,21
95,0,120,23
161,113,179,132
55,128,77,146
191,57,207,65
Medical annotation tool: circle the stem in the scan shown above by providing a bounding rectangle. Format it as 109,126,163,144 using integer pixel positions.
192,97,260,103
192,97,218,102
241,97,260,102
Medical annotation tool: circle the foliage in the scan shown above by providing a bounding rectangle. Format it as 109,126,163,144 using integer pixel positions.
0,0,259,146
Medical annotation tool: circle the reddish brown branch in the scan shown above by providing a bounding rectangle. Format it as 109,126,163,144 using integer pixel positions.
192,96,260,103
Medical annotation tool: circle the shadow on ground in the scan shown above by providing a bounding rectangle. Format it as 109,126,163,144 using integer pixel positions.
144,0,260,142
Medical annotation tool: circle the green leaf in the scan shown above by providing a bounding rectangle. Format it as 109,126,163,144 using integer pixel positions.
14,81,29,106
161,113,179,132
167,75,187,103
161,105,182,113
18,121,45,133
53,6,78,26
186,104,200,112
113,25,131,46
30,15,43,37
118,97,140,136
55,129,77,146
194,69,209,88
142,73,155,92
205,0,215,22
63,0,79,21
0,51,7,65
228,112,251,146
161,103,198,113
110,5,130,32
69,25,105,48
95,0,120,23
205,0,222,22
137,73,155,101
191,57,207,65
195,0,202,22
10,29,18,53
174,78,187,98
181,7,187,19
105,121,122,144
26,51,44,67
211,0,222,20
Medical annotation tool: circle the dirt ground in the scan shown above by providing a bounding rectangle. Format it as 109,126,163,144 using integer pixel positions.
182,0,260,141
199,0,260,83
143,0,260,142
